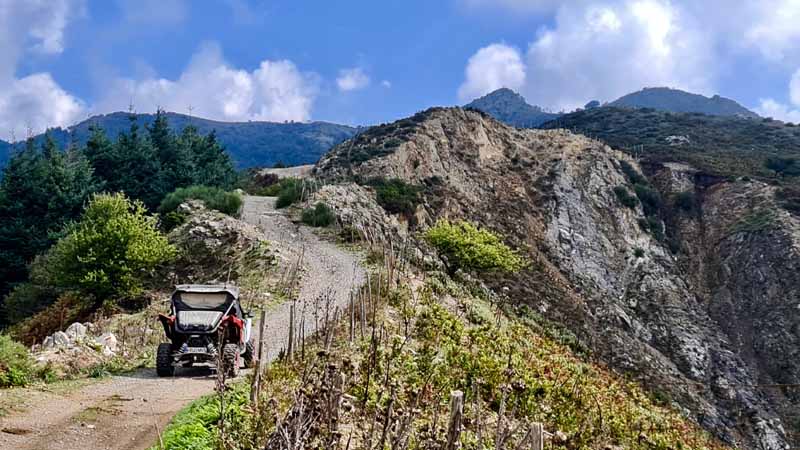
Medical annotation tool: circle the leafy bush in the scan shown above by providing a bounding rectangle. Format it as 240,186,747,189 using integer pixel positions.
673,191,696,212
423,220,525,274
158,185,242,218
267,178,316,208
633,247,645,258
369,178,422,216
47,193,176,303
619,160,646,185
613,186,638,208
633,184,663,216
301,203,336,227
766,156,800,176
0,334,34,387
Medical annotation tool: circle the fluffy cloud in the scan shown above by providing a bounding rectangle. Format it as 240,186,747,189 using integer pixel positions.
336,67,370,92
755,69,800,123
0,0,86,140
457,44,526,101
460,0,800,110
96,43,319,123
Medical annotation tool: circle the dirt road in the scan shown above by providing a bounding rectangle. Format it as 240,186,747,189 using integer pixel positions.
0,196,365,450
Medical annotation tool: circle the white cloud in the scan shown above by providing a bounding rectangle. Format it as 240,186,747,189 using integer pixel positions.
0,0,86,140
457,44,526,101
96,43,319,123
460,1,714,110
381,80,392,88
336,67,370,92
754,69,800,123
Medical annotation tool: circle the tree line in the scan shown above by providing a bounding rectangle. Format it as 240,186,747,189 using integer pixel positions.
0,111,236,325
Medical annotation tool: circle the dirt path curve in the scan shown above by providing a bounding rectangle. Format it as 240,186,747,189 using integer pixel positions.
0,196,365,450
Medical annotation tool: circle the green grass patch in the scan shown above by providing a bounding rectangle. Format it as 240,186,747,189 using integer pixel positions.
301,202,336,227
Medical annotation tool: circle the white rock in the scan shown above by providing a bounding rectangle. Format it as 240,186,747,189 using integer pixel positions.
42,336,55,349
52,331,70,347
95,332,118,352
65,322,87,341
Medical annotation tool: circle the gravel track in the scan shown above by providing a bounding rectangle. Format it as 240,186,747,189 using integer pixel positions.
0,196,365,450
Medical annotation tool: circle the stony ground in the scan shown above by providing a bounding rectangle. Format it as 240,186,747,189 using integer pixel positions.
0,196,365,450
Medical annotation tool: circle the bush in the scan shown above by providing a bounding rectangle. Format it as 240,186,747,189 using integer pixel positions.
633,247,645,258
158,185,242,219
301,203,336,227
619,160,646,185
0,334,34,387
47,193,176,304
369,178,422,216
613,186,639,208
673,191,696,212
267,178,316,208
423,220,525,274
633,184,663,216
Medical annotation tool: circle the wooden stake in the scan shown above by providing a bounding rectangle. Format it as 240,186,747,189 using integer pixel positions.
446,390,464,450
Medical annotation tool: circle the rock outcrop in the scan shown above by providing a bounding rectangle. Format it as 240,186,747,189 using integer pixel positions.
167,201,281,284
315,107,798,449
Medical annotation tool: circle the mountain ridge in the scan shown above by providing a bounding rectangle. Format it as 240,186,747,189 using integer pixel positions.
465,88,561,127
609,87,759,118
0,111,359,169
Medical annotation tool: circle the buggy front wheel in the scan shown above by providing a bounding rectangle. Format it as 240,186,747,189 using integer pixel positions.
242,339,256,369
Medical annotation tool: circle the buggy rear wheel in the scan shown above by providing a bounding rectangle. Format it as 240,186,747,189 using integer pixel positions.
156,343,175,377
242,339,256,369
222,343,240,378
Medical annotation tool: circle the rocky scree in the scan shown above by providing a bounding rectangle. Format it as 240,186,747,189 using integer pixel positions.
315,107,796,449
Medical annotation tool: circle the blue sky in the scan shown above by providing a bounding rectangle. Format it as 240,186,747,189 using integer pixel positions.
3,0,800,140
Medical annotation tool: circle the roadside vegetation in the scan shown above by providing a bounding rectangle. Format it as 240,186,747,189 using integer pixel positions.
155,263,723,450
424,219,526,274
0,110,236,328
158,186,243,229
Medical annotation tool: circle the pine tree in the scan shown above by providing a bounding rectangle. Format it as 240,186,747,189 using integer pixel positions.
84,124,116,182
111,115,166,209
181,126,236,188
148,110,194,192
0,134,100,317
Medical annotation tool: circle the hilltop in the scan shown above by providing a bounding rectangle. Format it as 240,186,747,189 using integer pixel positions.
540,106,800,180
0,112,358,169
316,107,798,449
465,88,560,127
609,87,759,118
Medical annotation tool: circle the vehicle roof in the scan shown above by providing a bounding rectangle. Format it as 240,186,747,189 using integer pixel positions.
173,284,240,298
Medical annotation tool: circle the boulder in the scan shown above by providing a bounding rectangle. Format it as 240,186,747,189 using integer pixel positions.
52,331,70,347
65,322,87,342
42,336,55,350
95,332,118,353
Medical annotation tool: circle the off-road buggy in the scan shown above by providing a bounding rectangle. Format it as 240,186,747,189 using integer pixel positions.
156,285,255,377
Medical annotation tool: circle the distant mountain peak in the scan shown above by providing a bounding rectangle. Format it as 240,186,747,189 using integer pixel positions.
610,87,759,118
465,88,560,128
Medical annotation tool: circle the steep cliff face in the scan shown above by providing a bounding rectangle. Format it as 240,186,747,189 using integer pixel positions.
315,107,797,449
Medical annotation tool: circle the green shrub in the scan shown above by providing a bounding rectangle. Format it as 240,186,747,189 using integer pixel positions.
673,191,696,212
158,185,242,219
613,186,639,208
423,220,525,274
369,178,422,216
633,247,645,258
0,334,34,388
301,203,336,227
634,184,663,216
47,193,176,304
268,178,316,208
619,160,646,185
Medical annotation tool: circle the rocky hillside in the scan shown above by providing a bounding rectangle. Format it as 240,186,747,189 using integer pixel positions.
610,87,759,118
316,107,798,449
465,88,561,128
0,111,358,169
